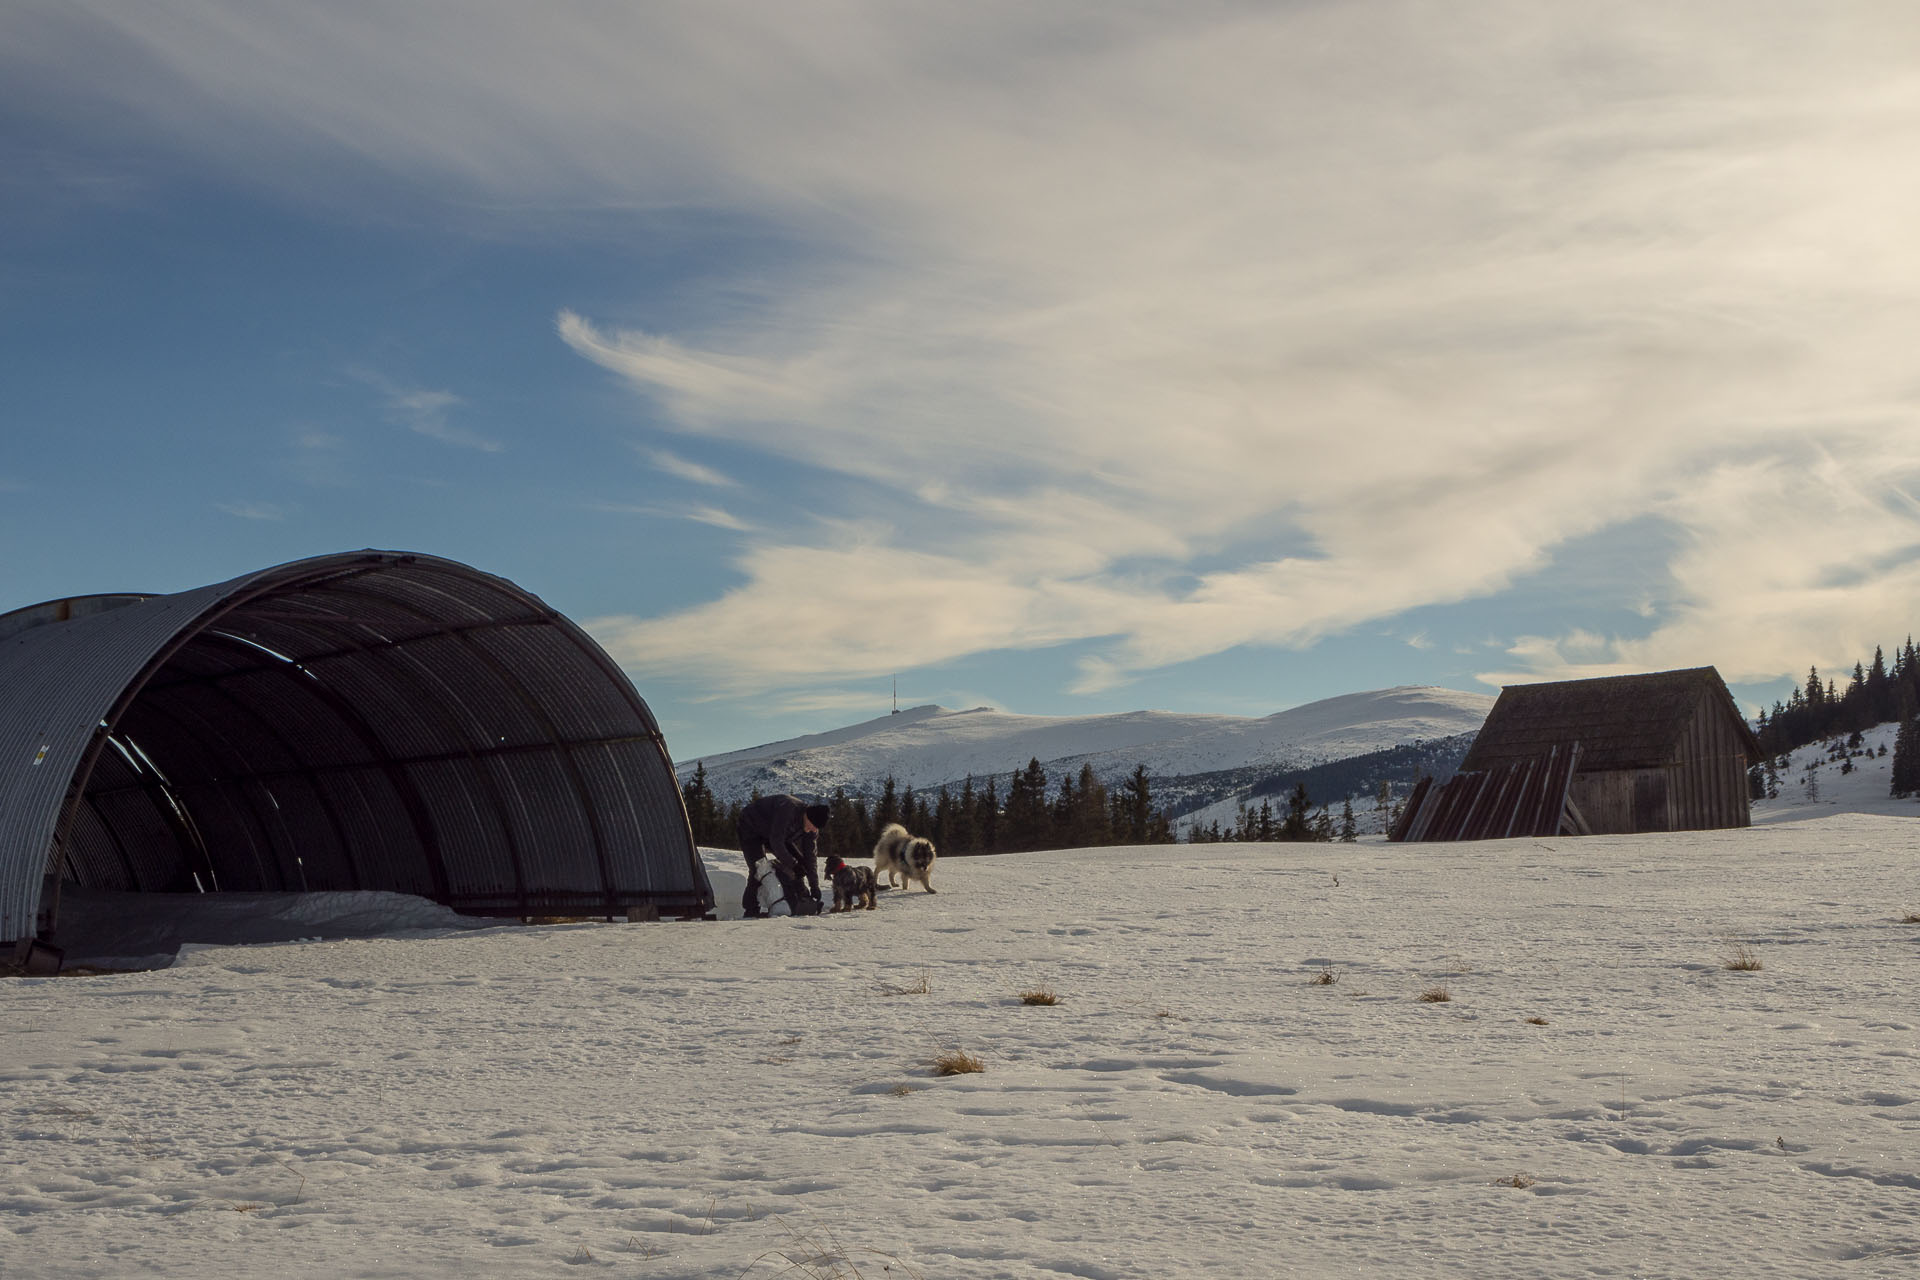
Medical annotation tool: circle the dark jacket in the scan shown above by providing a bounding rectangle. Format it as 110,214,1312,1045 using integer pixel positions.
736,794,818,882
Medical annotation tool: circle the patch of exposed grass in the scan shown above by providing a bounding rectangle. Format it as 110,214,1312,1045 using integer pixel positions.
888,1084,918,1098
1417,985,1452,1003
1722,943,1763,972
1018,987,1059,1006
881,970,932,997
1902,912,1920,924
1493,1173,1537,1189
1524,1016,1550,1026
929,1049,985,1077
1309,967,1337,986
750,1217,927,1279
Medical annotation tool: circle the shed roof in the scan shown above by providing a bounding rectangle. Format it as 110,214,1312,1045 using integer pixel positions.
1,550,710,944
1460,667,1761,774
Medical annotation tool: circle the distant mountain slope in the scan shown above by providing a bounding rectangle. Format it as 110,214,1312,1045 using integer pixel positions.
1172,732,1479,837
677,686,1494,806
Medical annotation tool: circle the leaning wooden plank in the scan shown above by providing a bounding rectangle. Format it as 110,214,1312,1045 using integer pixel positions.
1389,775,1433,842
1561,792,1593,837
1522,744,1567,836
1439,773,1480,840
1540,742,1582,837
1496,756,1537,840
1440,772,1490,841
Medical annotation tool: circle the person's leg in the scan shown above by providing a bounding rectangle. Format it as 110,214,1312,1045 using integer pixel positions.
738,829,769,917
798,854,822,914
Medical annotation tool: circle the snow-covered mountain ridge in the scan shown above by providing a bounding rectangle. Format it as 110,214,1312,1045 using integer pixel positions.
676,685,1494,805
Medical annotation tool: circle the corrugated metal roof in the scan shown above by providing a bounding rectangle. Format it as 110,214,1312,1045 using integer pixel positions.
2,551,710,944
1460,667,1760,775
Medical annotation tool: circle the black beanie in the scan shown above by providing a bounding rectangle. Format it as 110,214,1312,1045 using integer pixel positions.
805,803,832,827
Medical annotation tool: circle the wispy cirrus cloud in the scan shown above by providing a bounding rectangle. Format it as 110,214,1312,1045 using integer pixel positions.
215,500,287,521
587,499,754,532
347,368,502,453
645,448,736,489
23,2,1920,699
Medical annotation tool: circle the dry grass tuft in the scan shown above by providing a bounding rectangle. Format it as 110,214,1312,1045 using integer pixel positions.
1309,967,1337,986
1417,985,1453,1003
750,1217,927,1280
1722,943,1764,972
888,1084,919,1098
1493,1173,1537,1189
928,1049,985,1077
881,969,932,997
1018,987,1059,1006
1902,913,1920,924
1524,1016,1550,1026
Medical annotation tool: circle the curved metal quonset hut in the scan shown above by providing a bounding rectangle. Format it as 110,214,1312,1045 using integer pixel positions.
1,550,711,951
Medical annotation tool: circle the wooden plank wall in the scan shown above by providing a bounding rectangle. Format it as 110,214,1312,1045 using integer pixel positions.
1395,690,1754,841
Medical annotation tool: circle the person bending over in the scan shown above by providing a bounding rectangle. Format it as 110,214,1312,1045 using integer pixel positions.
735,795,830,917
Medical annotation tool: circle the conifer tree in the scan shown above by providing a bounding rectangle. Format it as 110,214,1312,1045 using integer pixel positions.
827,788,862,861
680,763,724,847
931,786,954,850
1339,797,1357,843
1122,765,1154,843
1004,759,1050,851
1892,712,1920,799
953,777,979,854
1069,763,1111,847
976,776,999,853
1280,783,1314,841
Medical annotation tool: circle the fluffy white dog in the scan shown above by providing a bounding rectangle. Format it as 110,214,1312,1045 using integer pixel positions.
871,822,938,893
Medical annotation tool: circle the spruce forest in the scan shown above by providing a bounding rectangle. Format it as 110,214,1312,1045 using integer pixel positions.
1753,639,1920,798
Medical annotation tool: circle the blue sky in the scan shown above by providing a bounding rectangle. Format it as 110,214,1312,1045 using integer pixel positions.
6,3,1920,760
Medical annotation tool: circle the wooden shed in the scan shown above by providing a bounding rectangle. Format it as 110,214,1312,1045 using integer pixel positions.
1458,666,1761,835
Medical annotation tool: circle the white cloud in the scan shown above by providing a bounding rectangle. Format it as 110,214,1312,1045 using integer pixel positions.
348,368,502,453
215,500,287,521
645,448,737,489
24,2,1920,694
587,499,754,532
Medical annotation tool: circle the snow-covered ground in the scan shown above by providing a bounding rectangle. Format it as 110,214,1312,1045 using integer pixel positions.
8,807,1920,1277
1751,721,1919,824
677,686,1493,803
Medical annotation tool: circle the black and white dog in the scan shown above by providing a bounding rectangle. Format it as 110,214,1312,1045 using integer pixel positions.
872,822,937,894
824,854,877,912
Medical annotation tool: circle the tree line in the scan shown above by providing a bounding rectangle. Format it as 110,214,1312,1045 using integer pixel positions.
1184,783,1365,843
680,758,1177,858
1749,637,1920,800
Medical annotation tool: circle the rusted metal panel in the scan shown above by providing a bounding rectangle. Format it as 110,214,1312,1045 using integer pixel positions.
2,551,711,944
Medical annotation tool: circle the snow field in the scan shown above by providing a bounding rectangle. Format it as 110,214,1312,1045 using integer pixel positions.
4,817,1919,1278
